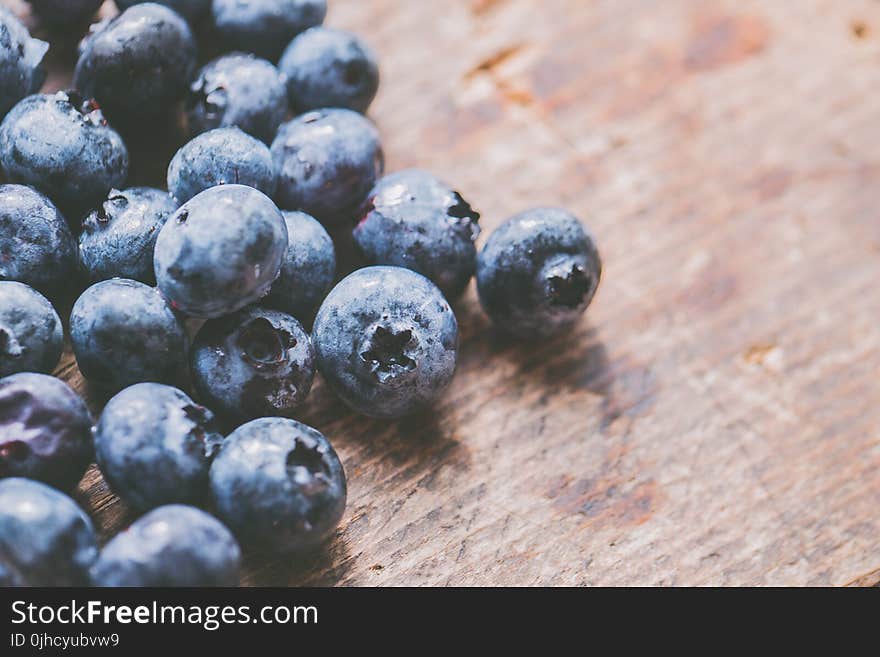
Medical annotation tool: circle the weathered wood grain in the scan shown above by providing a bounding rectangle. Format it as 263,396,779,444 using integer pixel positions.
5,0,880,586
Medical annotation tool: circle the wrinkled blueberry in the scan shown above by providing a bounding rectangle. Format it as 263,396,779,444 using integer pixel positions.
265,210,335,323
187,53,288,143
74,3,197,123
69,278,188,391
191,307,315,422
90,504,240,587
94,383,224,511
0,373,93,490
0,478,97,586
0,282,62,377
211,0,327,61
0,184,77,296
354,169,480,300
279,27,379,115
78,187,177,285
313,266,458,418
167,127,276,205
154,184,288,318
271,108,383,225
0,7,47,121
477,208,602,339
115,0,211,24
0,91,129,217
210,417,346,554
25,0,103,27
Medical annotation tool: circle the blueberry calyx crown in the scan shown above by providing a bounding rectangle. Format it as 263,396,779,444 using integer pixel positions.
0,328,22,359
236,318,296,371
0,440,28,474
187,77,227,121
60,90,106,127
447,191,481,241
547,263,592,309
181,403,223,460
285,438,332,527
360,325,417,383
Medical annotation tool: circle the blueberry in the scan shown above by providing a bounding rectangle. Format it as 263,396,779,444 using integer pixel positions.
78,187,177,285
279,27,379,115
476,208,602,339
25,0,103,27
95,383,224,511
0,91,129,217
90,504,240,587
313,266,458,418
69,279,188,390
0,282,63,377
354,169,480,300
167,127,276,205
0,373,93,490
154,184,288,318
0,478,97,586
191,307,315,422
264,210,335,322
114,0,211,24
211,0,327,61
271,108,383,225
0,184,77,296
0,7,47,121
186,53,288,143
74,3,197,123
210,417,346,554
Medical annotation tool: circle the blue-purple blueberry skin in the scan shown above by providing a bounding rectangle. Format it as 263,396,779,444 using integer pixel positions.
211,0,327,61
78,187,177,285
90,504,240,587
114,0,211,24
0,92,129,217
0,282,62,377
26,0,103,27
186,53,288,143
476,208,602,339
271,108,383,226
353,169,481,300
279,27,379,115
94,383,224,511
0,478,97,586
0,7,47,121
191,307,315,422
167,127,276,205
69,279,188,391
313,266,458,418
154,184,288,318
210,417,346,554
0,373,93,490
265,210,335,322
74,4,197,122
0,184,77,296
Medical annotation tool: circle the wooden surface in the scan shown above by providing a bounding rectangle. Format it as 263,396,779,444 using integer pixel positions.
7,0,880,586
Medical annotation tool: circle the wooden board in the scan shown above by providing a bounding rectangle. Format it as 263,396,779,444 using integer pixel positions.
6,0,880,586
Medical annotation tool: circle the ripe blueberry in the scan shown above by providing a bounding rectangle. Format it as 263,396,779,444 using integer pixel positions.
354,169,481,300
210,417,346,554
0,373,93,490
69,278,188,391
191,306,315,422
476,208,602,339
0,281,63,377
0,478,97,586
154,184,288,318
94,383,224,511
313,266,458,418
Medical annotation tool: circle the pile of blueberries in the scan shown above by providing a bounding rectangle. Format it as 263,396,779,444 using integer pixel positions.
0,0,602,587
